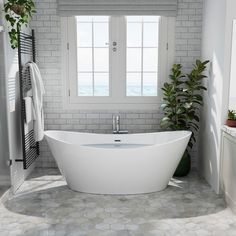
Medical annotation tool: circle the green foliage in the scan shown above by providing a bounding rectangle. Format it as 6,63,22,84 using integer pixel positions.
4,0,36,49
161,60,209,149
228,110,236,120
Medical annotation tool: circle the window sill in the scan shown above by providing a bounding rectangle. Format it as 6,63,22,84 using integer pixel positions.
62,101,161,110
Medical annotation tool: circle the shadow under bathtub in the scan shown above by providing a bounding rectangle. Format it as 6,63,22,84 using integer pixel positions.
4,171,226,220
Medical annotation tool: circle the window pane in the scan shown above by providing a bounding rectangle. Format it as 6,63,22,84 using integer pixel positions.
126,16,143,22
92,16,109,22
126,16,159,97
127,48,142,72
143,73,158,96
94,23,109,47
77,16,109,22
143,23,158,47
143,48,158,72
77,23,92,47
126,73,141,96
78,73,93,96
94,48,109,72
77,16,93,22
127,23,142,47
76,16,109,97
77,48,92,72
143,16,160,22
94,73,109,96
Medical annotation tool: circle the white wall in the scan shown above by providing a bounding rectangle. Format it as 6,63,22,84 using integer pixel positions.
222,1,236,117
0,0,35,192
229,20,236,110
200,0,236,193
5,36,36,193
0,0,10,186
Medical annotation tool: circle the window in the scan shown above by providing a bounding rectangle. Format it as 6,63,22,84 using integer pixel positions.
62,16,175,109
126,16,159,96
76,16,109,96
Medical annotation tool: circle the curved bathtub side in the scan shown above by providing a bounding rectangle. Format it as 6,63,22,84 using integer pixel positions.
44,130,191,194
44,134,70,176
62,133,190,194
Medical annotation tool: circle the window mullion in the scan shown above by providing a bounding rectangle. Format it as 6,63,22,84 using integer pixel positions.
121,16,126,99
110,16,126,100
109,16,112,97
92,19,95,96
141,18,144,96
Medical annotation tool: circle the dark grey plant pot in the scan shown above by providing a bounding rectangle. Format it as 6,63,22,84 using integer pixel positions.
174,150,191,177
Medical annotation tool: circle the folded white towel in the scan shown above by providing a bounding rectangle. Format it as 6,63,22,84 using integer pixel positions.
27,62,45,142
23,96,36,124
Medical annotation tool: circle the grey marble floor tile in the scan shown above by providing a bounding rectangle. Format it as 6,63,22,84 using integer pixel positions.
0,169,236,236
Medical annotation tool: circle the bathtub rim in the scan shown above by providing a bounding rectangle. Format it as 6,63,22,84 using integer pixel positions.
44,130,192,149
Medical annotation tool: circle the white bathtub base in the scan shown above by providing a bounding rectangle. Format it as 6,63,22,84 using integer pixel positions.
45,131,191,195
67,184,167,195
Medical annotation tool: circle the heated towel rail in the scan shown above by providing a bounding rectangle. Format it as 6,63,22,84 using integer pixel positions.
15,29,40,169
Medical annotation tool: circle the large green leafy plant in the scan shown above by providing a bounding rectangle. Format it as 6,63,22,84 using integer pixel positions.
161,60,209,149
4,0,36,49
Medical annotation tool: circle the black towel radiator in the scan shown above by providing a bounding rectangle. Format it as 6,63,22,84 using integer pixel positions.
15,29,40,169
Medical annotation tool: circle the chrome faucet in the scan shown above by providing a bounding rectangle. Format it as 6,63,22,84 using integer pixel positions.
112,115,128,134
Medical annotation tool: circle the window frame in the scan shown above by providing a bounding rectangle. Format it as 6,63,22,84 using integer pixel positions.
61,16,175,110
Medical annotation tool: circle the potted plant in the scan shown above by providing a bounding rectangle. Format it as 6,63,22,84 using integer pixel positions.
4,0,36,49
226,110,236,127
161,60,209,176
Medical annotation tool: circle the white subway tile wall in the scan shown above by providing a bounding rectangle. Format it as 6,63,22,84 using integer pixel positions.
30,0,203,168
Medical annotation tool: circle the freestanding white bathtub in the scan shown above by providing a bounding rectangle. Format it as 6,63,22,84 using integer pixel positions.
45,130,191,194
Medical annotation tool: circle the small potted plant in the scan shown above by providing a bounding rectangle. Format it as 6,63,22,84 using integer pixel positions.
226,110,236,127
4,0,36,49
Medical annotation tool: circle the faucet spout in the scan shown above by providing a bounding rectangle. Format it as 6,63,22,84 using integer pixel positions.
116,115,120,133
112,115,128,134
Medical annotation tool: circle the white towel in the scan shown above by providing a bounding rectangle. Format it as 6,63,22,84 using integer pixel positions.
27,62,45,141
26,89,33,97
23,96,36,124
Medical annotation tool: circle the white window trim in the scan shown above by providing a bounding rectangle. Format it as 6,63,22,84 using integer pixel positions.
61,16,175,110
